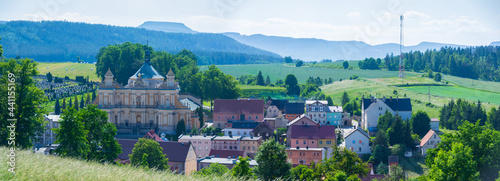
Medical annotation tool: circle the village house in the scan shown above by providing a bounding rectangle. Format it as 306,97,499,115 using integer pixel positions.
287,115,319,127
263,112,288,129
178,134,215,158
211,136,242,150
341,128,371,155
95,51,198,135
286,124,336,148
213,99,264,129
116,139,197,175
239,136,262,158
222,121,260,136
305,100,330,124
326,106,343,126
420,129,441,156
361,96,412,134
430,118,440,131
252,121,276,141
284,102,305,121
198,156,258,170
286,147,325,167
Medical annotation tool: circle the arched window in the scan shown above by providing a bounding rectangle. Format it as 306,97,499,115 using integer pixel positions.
136,115,141,123
125,120,129,127
136,96,141,105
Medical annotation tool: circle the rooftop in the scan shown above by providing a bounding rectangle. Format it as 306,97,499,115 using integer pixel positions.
343,127,370,139
289,125,336,140
284,102,305,114
45,115,61,122
214,99,264,115
129,62,164,79
287,115,318,127
212,136,242,141
363,97,412,112
329,106,343,112
306,100,328,105
117,139,193,162
420,129,438,147
209,149,244,159
286,147,324,151
430,118,440,122
178,134,216,140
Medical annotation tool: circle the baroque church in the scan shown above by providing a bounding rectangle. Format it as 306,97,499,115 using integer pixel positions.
95,50,199,135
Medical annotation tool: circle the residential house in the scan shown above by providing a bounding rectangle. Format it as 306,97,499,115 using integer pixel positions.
209,149,245,159
252,121,275,141
211,136,242,151
198,157,257,170
286,147,325,167
284,102,305,121
306,100,330,124
430,118,439,131
326,106,343,126
264,112,288,129
361,96,412,133
40,115,61,146
178,135,215,158
222,121,260,136
213,99,264,128
266,105,281,118
239,136,262,158
287,125,336,148
341,128,371,155
143,130,167,142
287,115,319,127
420,129,441,156
116,139,197,175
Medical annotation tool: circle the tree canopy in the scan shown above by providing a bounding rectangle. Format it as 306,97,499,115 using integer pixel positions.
254,139,291,180
129,138,169,170
411,110,431,138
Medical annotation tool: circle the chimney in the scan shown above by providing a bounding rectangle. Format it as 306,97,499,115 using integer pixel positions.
383,96,386,102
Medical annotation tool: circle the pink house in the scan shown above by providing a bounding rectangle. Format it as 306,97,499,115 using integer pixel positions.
212,136,242,151
178,134,216,158
286,125,336,148
213,99,265,128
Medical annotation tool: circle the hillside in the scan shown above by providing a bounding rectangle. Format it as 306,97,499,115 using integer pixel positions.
0,21,282,65
138,21,197,34
224,33,470,61
0,147,237,181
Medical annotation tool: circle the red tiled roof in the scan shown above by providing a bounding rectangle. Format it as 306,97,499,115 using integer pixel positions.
420,129,437,147
116,139,194,162
214,99,264,115
209,149,244,158
143,130,164,142
289,125,336,140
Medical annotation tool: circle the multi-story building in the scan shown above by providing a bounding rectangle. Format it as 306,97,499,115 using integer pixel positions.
326,106,343,126
286,125,336,148
305,100,330,124
211,136,242,151
341,128,371,155
95,52,198,135
284,102,305,121
178,135,215,158
361,96,412,133
239,136,262,158
40,115,61,146
222,121,260,136
213,99,264,129
286,147,325,167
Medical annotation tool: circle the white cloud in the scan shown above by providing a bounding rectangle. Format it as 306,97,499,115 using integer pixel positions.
23,12,101,23
347,11,361,17
404,11,430,19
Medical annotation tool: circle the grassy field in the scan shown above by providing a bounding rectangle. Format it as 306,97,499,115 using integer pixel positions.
200,64,416,84
37,62,99,82
305,60,362,69
404,85,500,105
442,74,500,94
0,147,239,181
320,76,500,118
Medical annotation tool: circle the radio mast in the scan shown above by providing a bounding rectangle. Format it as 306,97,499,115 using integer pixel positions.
399,15,405,84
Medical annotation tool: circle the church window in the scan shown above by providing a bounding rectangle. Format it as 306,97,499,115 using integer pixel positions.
136,115,141,123
136,97,141,105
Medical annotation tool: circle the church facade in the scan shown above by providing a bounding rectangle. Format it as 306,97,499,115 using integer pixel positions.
95,52,198,135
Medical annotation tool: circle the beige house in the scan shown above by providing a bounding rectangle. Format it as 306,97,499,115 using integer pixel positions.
95,52,198,135
420,129,441,156
239,136,262,158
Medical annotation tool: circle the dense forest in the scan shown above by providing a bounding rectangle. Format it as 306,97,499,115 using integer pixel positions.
359,46,500,81
0,21,282,64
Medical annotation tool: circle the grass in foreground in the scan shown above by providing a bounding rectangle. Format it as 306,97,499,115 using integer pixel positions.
0,147,239,181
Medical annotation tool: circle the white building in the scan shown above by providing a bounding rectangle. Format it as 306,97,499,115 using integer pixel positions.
341,128,371,155
420,130,441,156
41,115,61,145
222,121,260,137
361,97,412,133
305,100,329,124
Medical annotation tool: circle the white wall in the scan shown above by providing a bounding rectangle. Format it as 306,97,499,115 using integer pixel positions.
342,130,371,154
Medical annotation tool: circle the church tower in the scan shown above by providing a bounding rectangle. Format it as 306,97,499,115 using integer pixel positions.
105,68,114,87
166,68,175,87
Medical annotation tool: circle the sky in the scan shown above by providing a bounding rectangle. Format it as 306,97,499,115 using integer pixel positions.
1,0,499,46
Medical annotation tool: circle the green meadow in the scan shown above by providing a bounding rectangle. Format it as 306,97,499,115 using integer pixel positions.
37,62,99,82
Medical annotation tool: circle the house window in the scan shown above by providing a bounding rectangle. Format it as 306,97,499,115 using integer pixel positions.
303,140,306,144
253,147,255,150
326,141,331,144
256,116,258,119
352,140,355,144
319,141,323,144
243,146,245,150
358,147,362,152
296,140,299,144
232,115,235,119
218,115,220,119
359,140,362,144
206,147,208,151
312,141,314,144
249,115,251,119
199,147,201,151
434,135,436,139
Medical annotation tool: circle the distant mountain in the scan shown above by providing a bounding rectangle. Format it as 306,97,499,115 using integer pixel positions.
491,41,500,46
0,21,282,64
138,21,197,34
224,33,471,61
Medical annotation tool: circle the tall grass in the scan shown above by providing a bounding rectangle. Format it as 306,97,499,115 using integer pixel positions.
0,147,241,181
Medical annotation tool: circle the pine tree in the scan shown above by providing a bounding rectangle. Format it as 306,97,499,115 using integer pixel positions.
92,90,96,101
176,119,186,138
55,98,61,115
265,75,271,86
80,97,85,109
341,91,350,106
69,97,73,108
86,93,91,105
74,96,79,111
62,98,66,111
256,71,265,86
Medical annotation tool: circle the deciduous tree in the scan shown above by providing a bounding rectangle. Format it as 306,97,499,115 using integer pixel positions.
54,107,89,159
254,139,291,180
129,138,169,170
232,156,253,179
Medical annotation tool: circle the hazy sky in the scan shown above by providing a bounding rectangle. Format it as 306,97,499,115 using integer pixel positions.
1,0,499,46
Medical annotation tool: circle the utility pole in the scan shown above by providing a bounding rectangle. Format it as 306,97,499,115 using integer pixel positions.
399,15,405,84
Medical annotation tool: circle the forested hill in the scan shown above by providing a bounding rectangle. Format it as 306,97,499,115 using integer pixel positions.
0,21,282,64
359,46,500,81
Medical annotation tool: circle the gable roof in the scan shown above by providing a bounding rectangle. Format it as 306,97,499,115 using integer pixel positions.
255,121,275,131
214,99,264,115
329,106,343,112
284,102,305,114
209,149,244,158
363,98,412,112
143,130,164,142
129,62,164,79
270,100,288,110
116,139,194,162
343,128,370,139
289,125,336,140
306,100,328,105
430,118,439,122
420,130,438,147
287,115,318,127
230,121,261,129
